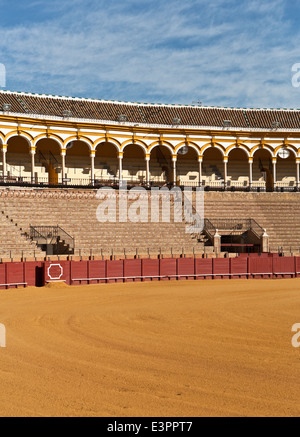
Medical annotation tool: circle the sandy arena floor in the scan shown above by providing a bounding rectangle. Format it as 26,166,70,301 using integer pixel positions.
0,278,299,417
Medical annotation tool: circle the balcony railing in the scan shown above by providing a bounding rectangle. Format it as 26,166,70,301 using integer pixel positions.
0,174,299,192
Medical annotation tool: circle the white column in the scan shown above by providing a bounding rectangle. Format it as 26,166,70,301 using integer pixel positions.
172,156,177,186
273,159,277,191
145,155,150,186
61,149,66,184
90,151,95,186
198,157,202,187
2,145,7,179
223,158,228,189
119,153,123,186
297,160,300,190
249,159,253,189
30,147,36,183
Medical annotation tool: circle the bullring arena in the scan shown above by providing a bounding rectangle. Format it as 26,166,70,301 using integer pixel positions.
0,90,300,417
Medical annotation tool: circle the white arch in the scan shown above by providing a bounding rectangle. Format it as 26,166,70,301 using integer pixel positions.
34,136,64,150
275,146,297,158
148,142,174,155
94,140,120,153
225,144,251,158
65,138,93,152
202,144,225,157
176,143,200,156
122,142,147,155
64,136,94,150
5,132,32,147
250,145,274,158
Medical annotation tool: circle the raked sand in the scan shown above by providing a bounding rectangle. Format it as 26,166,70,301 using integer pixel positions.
0,279,299,417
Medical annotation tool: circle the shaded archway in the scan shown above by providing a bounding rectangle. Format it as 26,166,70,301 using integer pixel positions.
123,144,146,184
36,138,61,184
202,147,224,187
6,136,31,181
176,146,199,186
252,148,273,191
276,148,297,189
227,148,249,188
95,142,118,183
150,145,173,185
65,140,91,184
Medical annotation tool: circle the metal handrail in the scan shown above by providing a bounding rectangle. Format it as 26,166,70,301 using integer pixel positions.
30,226,75,250
204,218,264,238
249,219,265,238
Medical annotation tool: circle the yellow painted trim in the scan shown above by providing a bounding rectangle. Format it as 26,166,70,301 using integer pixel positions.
63,135,93,149
225,143,250,157
249,144,274,158
148,141,174,155
94,136,121,151
33,133,64,148
5,130,33,143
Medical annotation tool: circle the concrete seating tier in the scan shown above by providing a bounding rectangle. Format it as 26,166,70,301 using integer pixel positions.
0,188,205,257
204,191,300,252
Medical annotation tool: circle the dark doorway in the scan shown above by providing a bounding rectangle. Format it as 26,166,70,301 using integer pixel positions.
35,266,44,287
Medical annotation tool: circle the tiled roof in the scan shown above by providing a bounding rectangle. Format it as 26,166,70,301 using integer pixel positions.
1,90,300,129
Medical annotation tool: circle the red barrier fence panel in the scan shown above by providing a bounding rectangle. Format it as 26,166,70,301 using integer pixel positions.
6,262,25,289
213,258,230,279
24,261,44,287
295,257,300,278
44,261,71,285
273,257,295,279
4,255,300,289
88,260,106,284
177,258,195,280
230,257,248,279
70,261,89,285
195,258,213,280
141,259,160,281
106,260,124,283
0,264,6,289
160,258,177,281
248,257,273,279
124,259,142,282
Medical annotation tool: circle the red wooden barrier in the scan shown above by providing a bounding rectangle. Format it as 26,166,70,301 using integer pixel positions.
106,260,124,283
141,259,160,281
195,258,213,280
177,258,195,280
230,257,248,279
88,260,106,284
70,261,89,285
272,257,295,279
248,257,273,279
295,257,300,278
0,264,6,289
213,258,230,279
160,258,177,280
2,255,300,289
6,262,25,289
124,259,142,282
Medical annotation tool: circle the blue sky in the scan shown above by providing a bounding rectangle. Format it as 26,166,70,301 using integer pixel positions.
1,0,300,108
